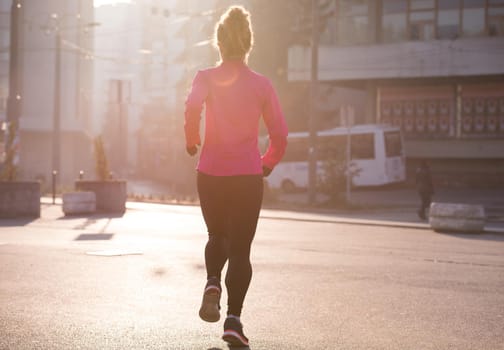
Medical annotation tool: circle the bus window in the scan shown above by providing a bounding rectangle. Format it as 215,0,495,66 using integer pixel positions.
318,135,346,161
283,137,308,162
384,131,402,157
351,133,375,160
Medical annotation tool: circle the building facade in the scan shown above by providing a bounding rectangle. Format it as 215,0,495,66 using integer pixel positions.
288,0,504,184
1,0,96,187
93,0,186,181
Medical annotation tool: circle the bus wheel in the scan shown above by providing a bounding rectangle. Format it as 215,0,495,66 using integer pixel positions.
281,180,296,193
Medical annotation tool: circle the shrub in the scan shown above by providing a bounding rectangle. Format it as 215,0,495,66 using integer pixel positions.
0,121,18,181
318,146,361,206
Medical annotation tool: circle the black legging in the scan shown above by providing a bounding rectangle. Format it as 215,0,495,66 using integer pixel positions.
197,171,263,317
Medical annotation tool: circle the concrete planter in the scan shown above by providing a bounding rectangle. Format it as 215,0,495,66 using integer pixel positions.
0,181,41,218
75,180,127,214
62,191,96,216
429,202,486,233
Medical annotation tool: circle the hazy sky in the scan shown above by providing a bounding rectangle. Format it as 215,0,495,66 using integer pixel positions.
94,0,133,7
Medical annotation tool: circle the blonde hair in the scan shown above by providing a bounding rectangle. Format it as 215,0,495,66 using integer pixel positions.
214,6,253,62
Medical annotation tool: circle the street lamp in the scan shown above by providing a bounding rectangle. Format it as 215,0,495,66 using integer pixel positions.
53,28,61,180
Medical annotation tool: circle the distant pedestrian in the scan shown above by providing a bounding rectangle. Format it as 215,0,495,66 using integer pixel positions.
184,5,288,348
415,160,434,220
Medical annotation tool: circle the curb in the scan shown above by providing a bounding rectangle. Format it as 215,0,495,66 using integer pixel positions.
39,197,503,234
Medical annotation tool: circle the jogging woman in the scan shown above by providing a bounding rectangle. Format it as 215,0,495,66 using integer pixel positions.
184,5,288,347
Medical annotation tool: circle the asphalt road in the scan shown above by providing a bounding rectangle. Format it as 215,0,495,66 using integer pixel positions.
1,203,503,350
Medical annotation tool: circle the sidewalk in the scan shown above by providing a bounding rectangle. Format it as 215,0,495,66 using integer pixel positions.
41,188,504,234
276,186,504,211
269,183,504,234
261,208,504,234
127,179,504,219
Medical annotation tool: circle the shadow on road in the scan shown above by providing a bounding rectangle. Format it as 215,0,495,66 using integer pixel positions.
74,233,114,241
0,217,37,227
438,232,504,242
207,347,250,350
58,216,117,234
57,213,125,220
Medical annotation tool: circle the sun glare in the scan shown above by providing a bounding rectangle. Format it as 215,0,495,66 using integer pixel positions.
94,0,132,7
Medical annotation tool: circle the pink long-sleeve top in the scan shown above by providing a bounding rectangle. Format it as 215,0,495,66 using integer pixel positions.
184,60,288,176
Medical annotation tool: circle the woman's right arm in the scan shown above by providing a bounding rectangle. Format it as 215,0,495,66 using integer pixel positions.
184,71,208,152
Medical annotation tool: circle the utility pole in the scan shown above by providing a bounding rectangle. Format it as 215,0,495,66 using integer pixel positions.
308,0,319,205
6,0,22,125
3,0,22,179
117,79,129,178
344,106,354,204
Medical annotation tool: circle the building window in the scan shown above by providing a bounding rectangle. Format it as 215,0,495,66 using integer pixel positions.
437,0,461,39
410,0,435,9
380,86,456,139
409,8,435,40
408,0,436,40
382,0,408,42
335,0,370,46
488,4,504,36
460,84,504,137
379,0,504,42
462,0,486,37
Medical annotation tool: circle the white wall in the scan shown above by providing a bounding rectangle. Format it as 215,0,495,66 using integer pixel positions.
20,0,94,132
15,0,95,184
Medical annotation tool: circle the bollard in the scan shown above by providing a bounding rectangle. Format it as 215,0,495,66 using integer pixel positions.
52,170,57,204
62,191,96,215
429,202,485,233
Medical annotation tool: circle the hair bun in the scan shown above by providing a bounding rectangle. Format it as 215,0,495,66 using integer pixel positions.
224,7,248,28
214,6,253,61
227,7,247,21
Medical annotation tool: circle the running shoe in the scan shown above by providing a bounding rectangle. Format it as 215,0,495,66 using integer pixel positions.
198,278,221,323
222,317,249,347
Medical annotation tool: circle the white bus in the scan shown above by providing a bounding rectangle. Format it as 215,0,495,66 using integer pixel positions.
264,124,405,192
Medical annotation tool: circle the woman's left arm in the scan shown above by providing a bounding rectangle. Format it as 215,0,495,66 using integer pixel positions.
261,80,288,170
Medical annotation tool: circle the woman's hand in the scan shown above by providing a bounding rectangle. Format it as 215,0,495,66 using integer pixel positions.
262,166,272,177
186,145,198,156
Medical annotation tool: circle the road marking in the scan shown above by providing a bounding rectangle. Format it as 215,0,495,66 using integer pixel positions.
86,249,143,257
